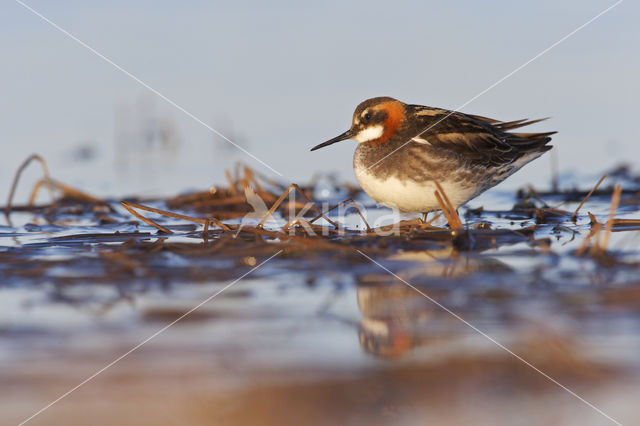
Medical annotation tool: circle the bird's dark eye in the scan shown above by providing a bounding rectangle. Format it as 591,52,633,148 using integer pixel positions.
363,112,372,121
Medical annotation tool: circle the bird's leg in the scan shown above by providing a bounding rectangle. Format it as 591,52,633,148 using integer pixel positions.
421,212,429,223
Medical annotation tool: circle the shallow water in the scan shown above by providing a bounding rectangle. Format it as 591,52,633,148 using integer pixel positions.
1,171,640,426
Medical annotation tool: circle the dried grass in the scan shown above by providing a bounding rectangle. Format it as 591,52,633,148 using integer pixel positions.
3,154,639,261
571,174,606,221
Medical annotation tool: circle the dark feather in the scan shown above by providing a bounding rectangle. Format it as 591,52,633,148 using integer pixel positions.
406,105,554,168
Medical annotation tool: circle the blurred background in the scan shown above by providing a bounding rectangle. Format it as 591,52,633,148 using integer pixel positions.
3,3,640,425
1,0,638,201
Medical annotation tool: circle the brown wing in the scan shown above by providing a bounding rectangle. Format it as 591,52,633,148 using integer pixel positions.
408,105,555,168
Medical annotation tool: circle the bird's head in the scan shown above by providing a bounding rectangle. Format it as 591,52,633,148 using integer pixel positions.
311,97,406,151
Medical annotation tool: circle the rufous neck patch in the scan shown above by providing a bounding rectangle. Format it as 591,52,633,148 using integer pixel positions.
370,101,405,145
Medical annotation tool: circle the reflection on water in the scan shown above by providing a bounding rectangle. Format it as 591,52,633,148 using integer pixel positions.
2,181,640,425
357,280,430,359
355,248,511,359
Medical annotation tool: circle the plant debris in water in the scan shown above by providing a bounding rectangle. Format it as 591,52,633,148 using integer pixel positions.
2,155,640,425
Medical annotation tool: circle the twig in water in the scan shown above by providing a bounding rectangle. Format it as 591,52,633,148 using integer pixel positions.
121,201,230,234
4,154,55,223
309,198,371,232
598,184,622,252
121,202,173,234
257,183,337,229
571,174,606,222
575,222,601,257
28,178,113,210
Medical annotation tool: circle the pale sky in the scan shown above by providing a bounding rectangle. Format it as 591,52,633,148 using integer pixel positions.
1,0,638,202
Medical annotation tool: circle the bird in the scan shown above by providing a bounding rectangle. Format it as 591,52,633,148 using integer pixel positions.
310,97,554,215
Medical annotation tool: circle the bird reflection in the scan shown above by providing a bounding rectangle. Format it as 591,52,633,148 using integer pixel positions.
356,248,510,359
356,279,431,359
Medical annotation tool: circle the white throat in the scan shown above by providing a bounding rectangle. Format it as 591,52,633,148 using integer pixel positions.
354,125,384,143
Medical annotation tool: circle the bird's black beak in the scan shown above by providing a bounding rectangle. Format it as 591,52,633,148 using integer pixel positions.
310,129,354,151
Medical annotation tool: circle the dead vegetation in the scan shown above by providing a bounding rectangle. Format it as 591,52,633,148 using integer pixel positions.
3,154,640,262
3,153,640,414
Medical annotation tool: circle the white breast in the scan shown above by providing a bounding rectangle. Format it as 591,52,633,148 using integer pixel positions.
354,168,477,213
